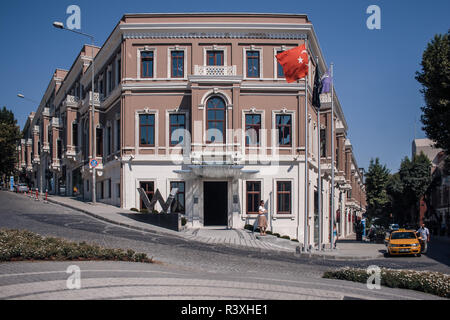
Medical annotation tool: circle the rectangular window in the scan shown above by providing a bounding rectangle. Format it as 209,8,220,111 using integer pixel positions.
116,118,120,151
96,128,103,157
141,51,154,78
140,181,154,210
116,183,120,199
169,114,186,146
246,51,260,78
171,51,184,78
106,126,111,155
320,128,326,157
139,114,155,146
72,123,78,147
246,181,261,214
336,138,339,169
245,114,261,146
277,50,284,77
276,114,292,146
207,50,224,66
170,181,185,214
108,179,111,198
108,69,113,93
117,58,121,85
57,139,62,159
277,181,291,214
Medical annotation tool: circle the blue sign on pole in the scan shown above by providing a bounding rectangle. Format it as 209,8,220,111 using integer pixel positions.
90,159,98,168
10,176,14,191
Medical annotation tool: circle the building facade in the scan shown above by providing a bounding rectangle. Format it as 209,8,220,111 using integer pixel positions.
19,13,366,245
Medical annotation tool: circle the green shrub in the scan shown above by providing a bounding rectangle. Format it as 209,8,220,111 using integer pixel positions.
0,229,153,264
181,217,187,226
323,267,450,298
273,233,281,238
265,230,272,235
130,208,139,212
291,238,299,242
281,235,290,240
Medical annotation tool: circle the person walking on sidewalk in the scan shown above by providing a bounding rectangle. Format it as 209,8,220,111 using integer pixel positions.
333,224,338,249
258,200,268,236
417,223,430,253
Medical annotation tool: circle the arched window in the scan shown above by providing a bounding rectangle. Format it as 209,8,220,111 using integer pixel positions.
206,97,226,143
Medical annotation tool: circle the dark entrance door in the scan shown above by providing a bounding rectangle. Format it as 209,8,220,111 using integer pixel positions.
204,181,228,226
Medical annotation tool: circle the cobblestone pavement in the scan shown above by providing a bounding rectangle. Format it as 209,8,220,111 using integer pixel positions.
0,261,444,300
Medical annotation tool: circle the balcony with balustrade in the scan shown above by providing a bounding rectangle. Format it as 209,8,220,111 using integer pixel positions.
190,65,241,83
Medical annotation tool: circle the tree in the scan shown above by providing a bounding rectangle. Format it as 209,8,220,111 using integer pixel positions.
0,107,21,182
415,31,450,155
388,153,432,224
365,158,390,224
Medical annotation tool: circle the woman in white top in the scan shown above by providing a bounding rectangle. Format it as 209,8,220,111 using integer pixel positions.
258,200,268,235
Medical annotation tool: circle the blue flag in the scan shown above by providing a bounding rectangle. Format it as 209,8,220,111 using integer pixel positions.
321,69,332,94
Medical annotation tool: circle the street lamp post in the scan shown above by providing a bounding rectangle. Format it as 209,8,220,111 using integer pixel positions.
17,93,39,104
53,21,97,204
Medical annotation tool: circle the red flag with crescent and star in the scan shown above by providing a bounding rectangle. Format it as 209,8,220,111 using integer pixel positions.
276,44,309,83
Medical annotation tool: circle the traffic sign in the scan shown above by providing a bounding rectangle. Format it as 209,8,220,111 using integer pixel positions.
90,159,98,168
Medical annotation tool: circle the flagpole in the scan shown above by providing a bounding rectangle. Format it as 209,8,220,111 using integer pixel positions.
304,36,309,252
316,57,322,251
331,62,335,249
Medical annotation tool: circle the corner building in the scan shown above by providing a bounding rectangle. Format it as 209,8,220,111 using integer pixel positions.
21,13,366,245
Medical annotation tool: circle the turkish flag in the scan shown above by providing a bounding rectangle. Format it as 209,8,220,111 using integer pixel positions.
276,44,309,83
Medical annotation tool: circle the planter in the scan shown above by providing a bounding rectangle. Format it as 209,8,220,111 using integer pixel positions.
124,213,181,231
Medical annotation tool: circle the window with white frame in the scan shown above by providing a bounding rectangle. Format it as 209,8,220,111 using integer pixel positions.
243,46,263,79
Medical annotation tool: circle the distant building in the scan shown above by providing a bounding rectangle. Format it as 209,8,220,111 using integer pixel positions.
412,138,449,235
412,138,442,168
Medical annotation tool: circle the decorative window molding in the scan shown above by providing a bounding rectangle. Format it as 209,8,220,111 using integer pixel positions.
203,45,228,66
165,108,189,148
242,108,265,149
243,46,263,80
272,110,295,151
167,46,187,79
137,47,157,80
135,109,159,153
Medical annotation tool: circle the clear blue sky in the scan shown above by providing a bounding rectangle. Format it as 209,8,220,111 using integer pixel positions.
1,0,448,172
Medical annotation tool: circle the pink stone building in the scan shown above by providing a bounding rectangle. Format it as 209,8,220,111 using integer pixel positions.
20,13,366,244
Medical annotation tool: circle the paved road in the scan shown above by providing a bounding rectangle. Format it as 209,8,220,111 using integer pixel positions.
0,191,448,299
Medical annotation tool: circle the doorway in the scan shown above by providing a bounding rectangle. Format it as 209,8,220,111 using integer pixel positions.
204,181,228,226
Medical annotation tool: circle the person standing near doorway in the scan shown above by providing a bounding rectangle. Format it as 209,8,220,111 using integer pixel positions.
258,200,268,236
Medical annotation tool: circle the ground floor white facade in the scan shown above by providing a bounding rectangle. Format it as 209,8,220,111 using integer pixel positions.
27,152,362,247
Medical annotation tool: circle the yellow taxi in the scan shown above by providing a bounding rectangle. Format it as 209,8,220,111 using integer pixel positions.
385,229,422,257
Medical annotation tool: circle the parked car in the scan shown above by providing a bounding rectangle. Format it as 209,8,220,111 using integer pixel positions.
385,229,421,257
389,224,400,232
14,183,29,193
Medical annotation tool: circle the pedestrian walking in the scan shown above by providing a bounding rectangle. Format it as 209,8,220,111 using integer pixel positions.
258,200,268,236
417,223,430,254
333,224,338,249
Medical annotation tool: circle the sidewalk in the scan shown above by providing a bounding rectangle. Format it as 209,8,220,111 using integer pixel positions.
43,194,383,260
256,233,385,260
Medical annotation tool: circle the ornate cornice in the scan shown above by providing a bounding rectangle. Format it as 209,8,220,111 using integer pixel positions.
123,31,307,40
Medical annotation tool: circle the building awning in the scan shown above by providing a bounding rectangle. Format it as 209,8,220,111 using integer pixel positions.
173,165,259,179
